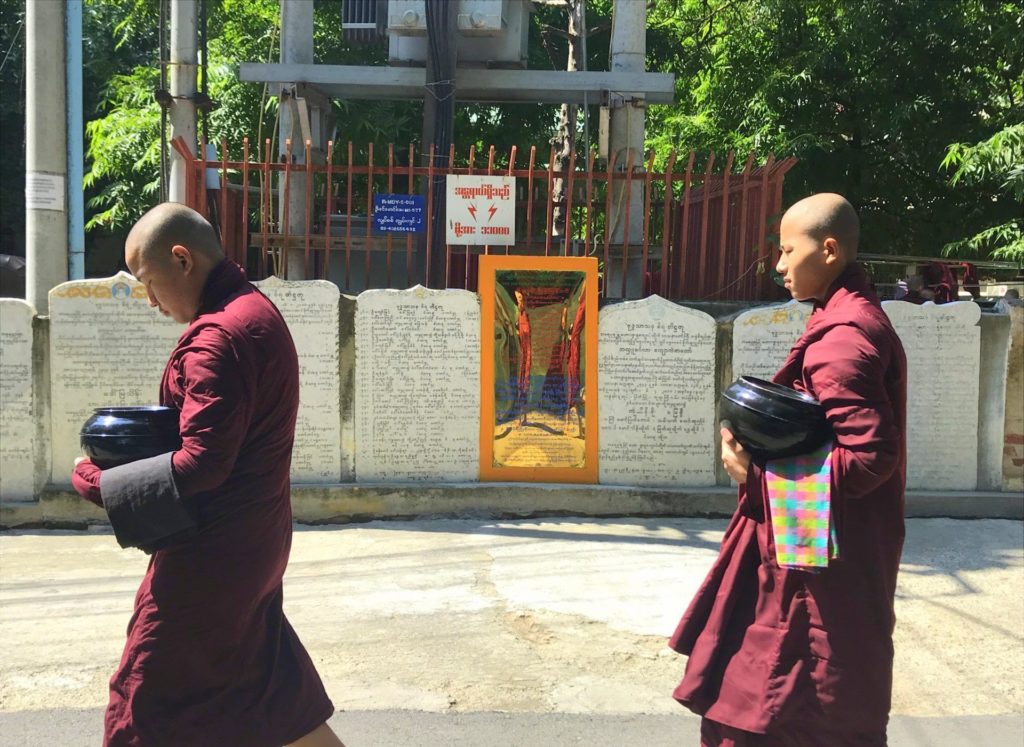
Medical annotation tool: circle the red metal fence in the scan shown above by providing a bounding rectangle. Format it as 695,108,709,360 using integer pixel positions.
175,136,795,301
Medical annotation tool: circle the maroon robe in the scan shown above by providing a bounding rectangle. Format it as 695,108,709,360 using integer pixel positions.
515,301,533,418
73,260,333,746
566,290,586,412
670,263,907,745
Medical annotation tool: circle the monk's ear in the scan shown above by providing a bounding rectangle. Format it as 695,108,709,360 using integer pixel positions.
822,237,842,265
169,244,194,274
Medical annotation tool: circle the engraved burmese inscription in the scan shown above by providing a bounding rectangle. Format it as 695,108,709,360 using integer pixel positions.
48,274,180,483
256,278,343,483
731,301,811,381
884,301,981,490
0,300,35,499
599,297,717,486
355,287,480,481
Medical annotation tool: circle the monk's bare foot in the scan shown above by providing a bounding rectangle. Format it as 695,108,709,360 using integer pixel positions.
286,722,345,747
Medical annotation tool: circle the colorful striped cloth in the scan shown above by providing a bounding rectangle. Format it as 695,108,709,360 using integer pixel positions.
765,440,839,570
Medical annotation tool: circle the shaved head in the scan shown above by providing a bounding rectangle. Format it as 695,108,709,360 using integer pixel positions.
782,193,860,259
126,202,224,267
124,203,225,324
776,193,861,302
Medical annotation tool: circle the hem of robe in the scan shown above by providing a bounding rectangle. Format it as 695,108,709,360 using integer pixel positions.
699,716,888,747
277,700,336,746
103,695,335,747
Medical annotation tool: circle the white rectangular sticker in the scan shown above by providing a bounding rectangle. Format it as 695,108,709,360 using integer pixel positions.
446,175,516,246
26,172,66,211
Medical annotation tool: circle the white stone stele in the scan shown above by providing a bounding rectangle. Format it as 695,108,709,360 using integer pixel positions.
255,277,344,483
0,299,36,499
354,285,480,482
598,296,717,487
884,300,982,491
730,300,812,381
48,273,180,485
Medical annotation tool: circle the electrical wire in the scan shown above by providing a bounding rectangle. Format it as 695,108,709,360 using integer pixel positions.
698,253,769,300
0,19,23,75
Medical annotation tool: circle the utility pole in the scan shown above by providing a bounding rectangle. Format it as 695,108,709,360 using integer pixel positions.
279,0,314,280
25,0,68,314
421,0,457,288
607,0,646,297
551,0,585,244
169,0,198,204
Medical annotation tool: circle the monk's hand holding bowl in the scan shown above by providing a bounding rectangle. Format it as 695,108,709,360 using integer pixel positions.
720,425,751,484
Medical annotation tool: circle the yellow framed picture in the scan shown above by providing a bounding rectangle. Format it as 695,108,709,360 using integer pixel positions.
479,255,599,483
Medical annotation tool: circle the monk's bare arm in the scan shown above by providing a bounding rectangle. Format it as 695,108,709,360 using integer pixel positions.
803,325,900,500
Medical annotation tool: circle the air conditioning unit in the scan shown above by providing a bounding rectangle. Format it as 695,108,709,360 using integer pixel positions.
386,0,531,68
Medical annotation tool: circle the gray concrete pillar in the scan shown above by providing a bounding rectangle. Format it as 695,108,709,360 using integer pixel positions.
607,0,646,297
280,0,314,280
25,0,68,314
169,0,198,204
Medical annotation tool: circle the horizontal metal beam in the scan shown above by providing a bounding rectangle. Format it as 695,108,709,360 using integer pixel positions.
859,253,1022,271
239,63,676,104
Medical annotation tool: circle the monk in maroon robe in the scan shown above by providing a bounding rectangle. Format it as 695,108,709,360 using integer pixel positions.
670,193,907,746
514,288,533,425
72,204,343,747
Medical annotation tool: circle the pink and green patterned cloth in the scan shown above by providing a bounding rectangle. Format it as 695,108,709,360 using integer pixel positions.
765,440,839,570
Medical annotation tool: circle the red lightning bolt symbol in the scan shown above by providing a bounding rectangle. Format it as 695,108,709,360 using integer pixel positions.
488,204,498,222
467,203,477,221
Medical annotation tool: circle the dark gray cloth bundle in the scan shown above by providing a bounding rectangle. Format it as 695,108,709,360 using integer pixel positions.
100,452,197,553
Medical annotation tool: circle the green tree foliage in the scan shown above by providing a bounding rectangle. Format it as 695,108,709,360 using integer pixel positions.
636,0,1023,258
7,0,1021,265
942,123,1024,262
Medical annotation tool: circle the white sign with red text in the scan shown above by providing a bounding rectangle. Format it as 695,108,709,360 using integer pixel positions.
445,175,516,246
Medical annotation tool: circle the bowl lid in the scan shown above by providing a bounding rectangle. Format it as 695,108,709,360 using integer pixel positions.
736,376,821,407
92,406,177,416
81,406,180,437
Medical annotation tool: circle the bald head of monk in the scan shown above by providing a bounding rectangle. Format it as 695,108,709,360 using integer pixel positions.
776,192,860,303
124,203,225,324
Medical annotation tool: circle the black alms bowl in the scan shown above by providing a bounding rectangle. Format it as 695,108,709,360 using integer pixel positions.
719,377,831,459
80,406,182,469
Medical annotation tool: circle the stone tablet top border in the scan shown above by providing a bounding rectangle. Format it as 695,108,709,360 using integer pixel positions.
356,284,480,305
255,276,340,295
730,299,812,326
600,294,716,324
49,271,144,300
0,298,36,316
882,299,982,326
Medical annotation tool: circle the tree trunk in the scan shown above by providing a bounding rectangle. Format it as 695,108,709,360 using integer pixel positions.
551,0,583,244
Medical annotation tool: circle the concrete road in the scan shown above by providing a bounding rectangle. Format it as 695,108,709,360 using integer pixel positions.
1,517,1022,746
0,709,1022,746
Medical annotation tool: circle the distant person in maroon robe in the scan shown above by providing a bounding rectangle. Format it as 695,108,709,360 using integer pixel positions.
565,290,586,430
669,193,907,746
901,274,932,304
514,288,532,425
71,203,344,747
921,261,957,304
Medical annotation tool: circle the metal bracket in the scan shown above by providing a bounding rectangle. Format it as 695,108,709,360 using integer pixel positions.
604,92,647,110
